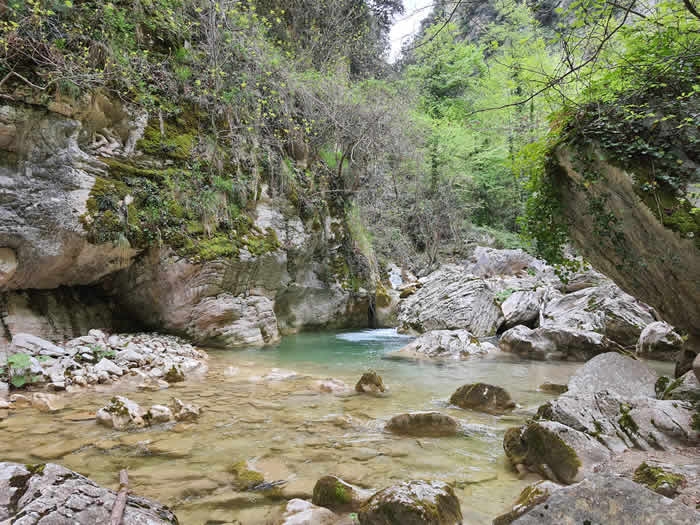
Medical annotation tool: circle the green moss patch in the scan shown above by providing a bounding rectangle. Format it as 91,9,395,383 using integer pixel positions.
633,462,685,496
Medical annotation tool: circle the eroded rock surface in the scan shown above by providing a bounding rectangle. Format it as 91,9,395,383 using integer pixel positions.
0,462,178,524
385,412,458,437
511,474,700,524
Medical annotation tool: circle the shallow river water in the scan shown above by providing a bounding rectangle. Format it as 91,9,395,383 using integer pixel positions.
2,329,664,524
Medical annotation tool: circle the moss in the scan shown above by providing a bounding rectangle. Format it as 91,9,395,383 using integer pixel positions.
633,462,685,495
691,413,700,432
102,158,173,182
375,283,392,308
522,422,581,483
25,463,46,475
228,461,265,490
618,403,639,434
655,376,671,398
503,427,527,465
192,235,239,260
138,121,196,161
107,397,130,417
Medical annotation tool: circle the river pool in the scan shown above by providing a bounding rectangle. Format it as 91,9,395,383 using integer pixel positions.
1,329,637,524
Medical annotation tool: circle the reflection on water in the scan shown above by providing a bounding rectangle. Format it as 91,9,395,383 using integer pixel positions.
1,329,591,524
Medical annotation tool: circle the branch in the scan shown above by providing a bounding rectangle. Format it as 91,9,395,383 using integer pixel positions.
404,0,464,52
683,0,700,20
110,469,129,525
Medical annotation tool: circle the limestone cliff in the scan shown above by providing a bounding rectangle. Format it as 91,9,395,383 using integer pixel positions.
0,97,375,349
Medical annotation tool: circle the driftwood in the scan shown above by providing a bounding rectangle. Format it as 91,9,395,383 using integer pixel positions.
110,469,129,525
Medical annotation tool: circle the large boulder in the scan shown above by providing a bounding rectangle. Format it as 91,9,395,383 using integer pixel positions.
449,383,515,414
464,247,541,277
0,462,178,523
499,324,616,361
358,480,462,525
397,265,504,336
501,289,544,329
566,352,657,398
388,330,496,361
385,412,458,437
510,474,700,524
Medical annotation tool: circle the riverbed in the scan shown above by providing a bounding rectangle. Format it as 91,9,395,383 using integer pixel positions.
1,330,669,524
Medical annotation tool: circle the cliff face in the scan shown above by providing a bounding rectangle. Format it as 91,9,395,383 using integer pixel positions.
550,147,699,341
0,98,374,349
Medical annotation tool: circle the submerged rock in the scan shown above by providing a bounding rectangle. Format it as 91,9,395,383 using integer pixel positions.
510,474,700,524
279,498,337,525
169,398,201,422
538,382,568,394
389,330,496,361
312,475,370,512
355,370,386,394
0,462,178,524
449,383,515,414
358,480,462,525
147,404,174,424
385,412,458,437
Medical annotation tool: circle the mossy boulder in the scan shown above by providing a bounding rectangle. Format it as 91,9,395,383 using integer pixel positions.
358,480,462,525
504,421,611,485
355,370,386,394
538,382,568,395
312,475,369,512
449,382,515,414
163,365,185,383
385,412,458,437
633,461,686,497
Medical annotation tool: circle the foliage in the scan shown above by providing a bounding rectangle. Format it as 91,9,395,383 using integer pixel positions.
2,352,41,389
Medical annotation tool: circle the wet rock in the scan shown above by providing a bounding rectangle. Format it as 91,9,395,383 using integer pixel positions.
538,382,568,394
31,392,61,413
9,393,32,408
636,321,683,359
358,480,462,525
397,265,504,337
633,461,686,498
279,498,337,525
510,474,700,524
312,475,370,512
96,396,146,430
385,412,458,437
228,461,265,490
0,462,178,523
147,404,173,424
499,324,615,361
355,370,385,394
493,480,562,525
170,398,201,422
389,330,496,361
449,383,515,414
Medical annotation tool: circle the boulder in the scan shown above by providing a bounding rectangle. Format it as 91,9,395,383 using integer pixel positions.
279,498,337,525
538,382,568,394
147,405,173,424
510,474,700,524
501,289,543,329
499,324,615,361
397,265,504,336
94,358,123,376
355,371,386,394
31,392,61,413
503,421,612,484
465,247,538,277
449,383,515,414
358,480,462,525
693,353,700,383
566,352,657,398
312,475,370,512
0,462,178,523
388,330,496,361
636,321,683,358
656,371,700,403
633,461,687,498
385,412,458,437
11,333,66,357
96,396,146,430
493,480,562,525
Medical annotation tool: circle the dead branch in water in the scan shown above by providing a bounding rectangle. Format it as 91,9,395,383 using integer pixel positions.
110,469,129,525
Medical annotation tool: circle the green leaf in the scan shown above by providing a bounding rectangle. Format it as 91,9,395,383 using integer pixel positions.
11,375,27,388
